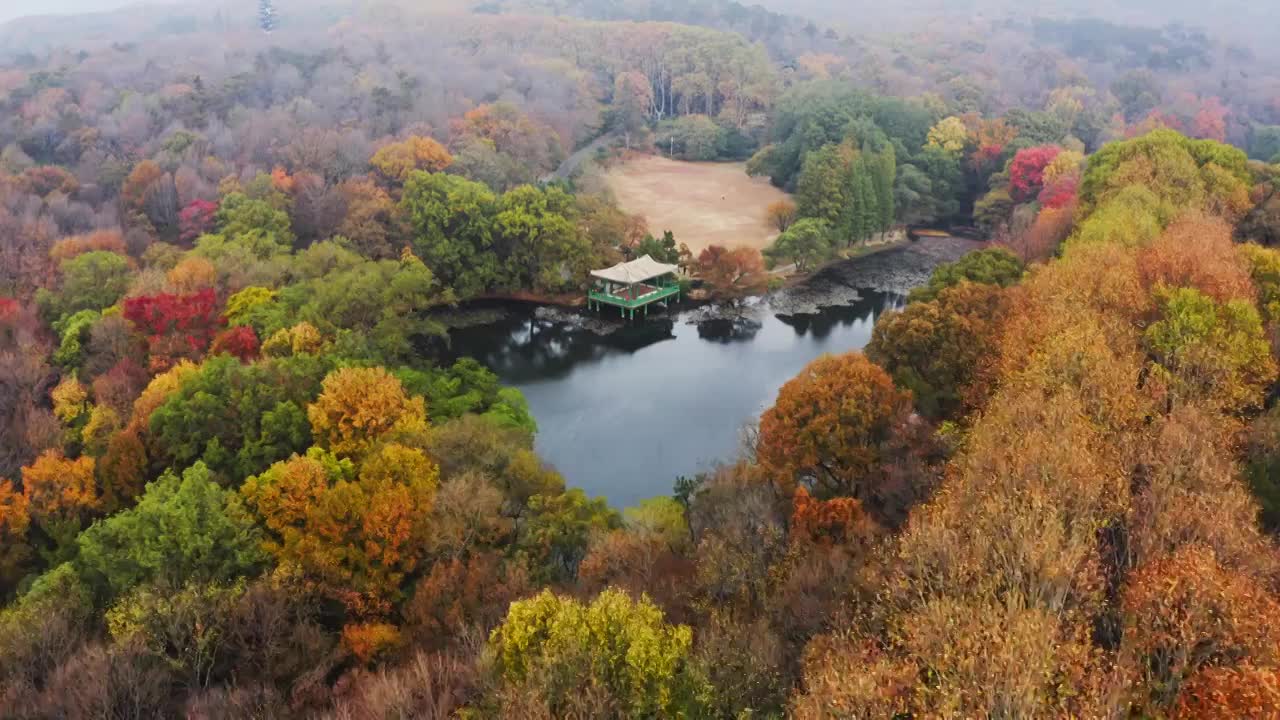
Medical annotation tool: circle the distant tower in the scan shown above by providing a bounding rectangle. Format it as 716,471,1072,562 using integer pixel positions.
259,0,278,33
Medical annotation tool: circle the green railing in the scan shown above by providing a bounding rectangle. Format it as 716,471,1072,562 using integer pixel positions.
588,283,680,309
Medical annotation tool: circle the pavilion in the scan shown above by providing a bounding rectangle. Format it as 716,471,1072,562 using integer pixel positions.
587,255,681,319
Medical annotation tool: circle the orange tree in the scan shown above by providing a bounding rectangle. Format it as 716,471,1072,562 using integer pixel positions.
757,352,911,503
240,442,439,615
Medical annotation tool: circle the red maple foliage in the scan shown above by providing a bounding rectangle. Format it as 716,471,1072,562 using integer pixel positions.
1038,175,1079,210
1008,146,1062,202
123,289,224,370
1192,96,1229,143
0,297,18,325
209,326,260,362
178,199,218,244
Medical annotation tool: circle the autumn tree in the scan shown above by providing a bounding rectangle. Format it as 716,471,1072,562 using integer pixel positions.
240,445,439,614
1008,145,1062,201
867,282,1010,419
336,178,401,260
123,288,224,370
307,367,428,459
766,199,797,232
21,449,98,532
369,136,454,184
757,353,912,502
697,245,769,296
1118,545,1280,713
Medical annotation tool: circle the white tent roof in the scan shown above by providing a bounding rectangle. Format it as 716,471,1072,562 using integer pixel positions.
590,255,679,285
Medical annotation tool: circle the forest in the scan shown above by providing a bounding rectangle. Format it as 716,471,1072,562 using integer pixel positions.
5,0,1280,717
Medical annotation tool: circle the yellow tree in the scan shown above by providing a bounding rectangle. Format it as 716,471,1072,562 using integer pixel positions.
241,444,439,615
369,136,454,184
307,367,428,459
21,449,98,527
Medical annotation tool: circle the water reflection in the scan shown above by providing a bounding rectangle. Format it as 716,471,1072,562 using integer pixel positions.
449,289,904,508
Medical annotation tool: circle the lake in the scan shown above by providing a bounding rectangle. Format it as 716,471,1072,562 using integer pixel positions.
449,290,905,508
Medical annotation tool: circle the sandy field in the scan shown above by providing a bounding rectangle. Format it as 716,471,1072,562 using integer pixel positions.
602,155,793,255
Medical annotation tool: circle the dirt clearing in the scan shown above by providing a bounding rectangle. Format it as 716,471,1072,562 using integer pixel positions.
602,155,792,255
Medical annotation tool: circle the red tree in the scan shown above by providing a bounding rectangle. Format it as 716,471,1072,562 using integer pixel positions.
1008,146,1063,202
1038,175,1079,210
209,326,260,362
123,289,224,370
1192,97,1229,143
178,199,218,244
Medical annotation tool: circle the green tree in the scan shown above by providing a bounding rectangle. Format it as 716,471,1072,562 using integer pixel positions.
77,462,264,599
517,489,620,583
400,171,499,298
148,354,328,480
909,248,1024,303
1145,286,1276,412
216,192,295,256
494,185,592,293
767,218,832,272
395,358,537,434
488,588,707,717
871,145,897,237
38,251,132,323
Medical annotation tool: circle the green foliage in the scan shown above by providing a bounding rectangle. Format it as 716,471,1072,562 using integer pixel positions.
224,286,285,337
757,81,935,191
401,172,499,298
909,248,1024,303
495,185,593,293
401,174,593,296
1249,125,1280,163
766,218,833,272
657,114,730,161
395,358,537,435
275,253,454,365
796,141,898,244
39,251,131,323
517,489,620,583
973,188,1015,232
634,230,682,264
623,497,689,550
1245,407,1280,533
488,588,708,717
1145,286,1276,412
216,192,295,255
77,462,264,600
1069,184,1172,249
51,309,101,369
148,354,328,480
1079,128,1251,217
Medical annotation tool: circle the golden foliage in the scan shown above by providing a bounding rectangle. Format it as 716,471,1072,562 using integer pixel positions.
307,367,428,459
20,449,98,525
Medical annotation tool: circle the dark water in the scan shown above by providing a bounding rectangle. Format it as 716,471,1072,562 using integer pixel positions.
449,290,904,508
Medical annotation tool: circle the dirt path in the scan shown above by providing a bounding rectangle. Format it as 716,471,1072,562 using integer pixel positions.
602,155,792,255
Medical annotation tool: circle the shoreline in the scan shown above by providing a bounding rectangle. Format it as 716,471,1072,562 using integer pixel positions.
442,235,983,333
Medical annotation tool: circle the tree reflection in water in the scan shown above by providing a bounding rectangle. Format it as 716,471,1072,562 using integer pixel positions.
444,290,906,507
